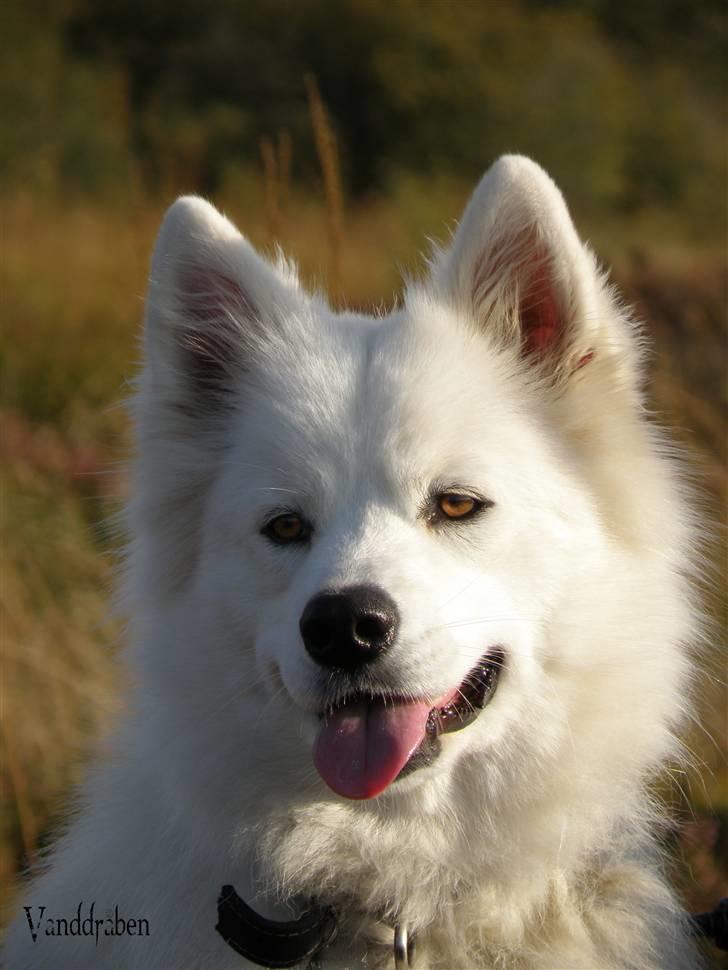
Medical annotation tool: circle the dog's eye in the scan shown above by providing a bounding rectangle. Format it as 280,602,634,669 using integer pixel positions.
438,494,479,519
262,513,311,545
433,492,493,523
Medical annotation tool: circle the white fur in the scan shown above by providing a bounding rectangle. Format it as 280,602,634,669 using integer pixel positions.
4,157,703,969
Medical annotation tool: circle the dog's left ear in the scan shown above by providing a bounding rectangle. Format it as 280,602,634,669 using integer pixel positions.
432,155,605,377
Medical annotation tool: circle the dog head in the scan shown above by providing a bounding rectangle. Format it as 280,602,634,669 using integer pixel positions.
131,157,694,819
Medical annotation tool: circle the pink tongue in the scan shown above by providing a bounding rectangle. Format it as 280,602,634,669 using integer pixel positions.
313,697,432,799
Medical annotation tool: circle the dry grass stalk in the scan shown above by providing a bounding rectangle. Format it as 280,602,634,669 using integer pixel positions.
278,130,292,210
259,135,281,240
0,717,37,866
304,73,344,300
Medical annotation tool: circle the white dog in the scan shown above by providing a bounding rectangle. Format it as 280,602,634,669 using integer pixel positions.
4,156,704,969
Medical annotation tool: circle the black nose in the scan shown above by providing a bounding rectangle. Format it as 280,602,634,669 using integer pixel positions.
300,585,400,670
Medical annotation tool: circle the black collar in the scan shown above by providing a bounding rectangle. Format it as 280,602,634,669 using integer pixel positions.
216,884,337,969
690,897,728,951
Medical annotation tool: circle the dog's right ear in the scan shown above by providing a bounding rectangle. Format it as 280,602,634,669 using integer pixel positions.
143,196,298,418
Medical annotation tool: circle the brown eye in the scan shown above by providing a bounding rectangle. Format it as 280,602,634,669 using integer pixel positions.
438,494,478,519
262,513,310,545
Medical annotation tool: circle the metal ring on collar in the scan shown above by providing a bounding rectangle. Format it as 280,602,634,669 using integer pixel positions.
393,923,416,968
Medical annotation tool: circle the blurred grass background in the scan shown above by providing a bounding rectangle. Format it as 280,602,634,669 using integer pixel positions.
1,0,726,940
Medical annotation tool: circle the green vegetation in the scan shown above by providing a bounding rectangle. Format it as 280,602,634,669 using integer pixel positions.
3,0,726,238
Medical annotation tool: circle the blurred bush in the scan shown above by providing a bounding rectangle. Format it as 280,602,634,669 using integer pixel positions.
2,0,726,240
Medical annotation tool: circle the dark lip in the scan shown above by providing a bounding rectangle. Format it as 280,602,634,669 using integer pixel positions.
425,647,505,738
396,647,505,781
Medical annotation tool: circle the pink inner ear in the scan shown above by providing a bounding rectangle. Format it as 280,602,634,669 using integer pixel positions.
519,248,561,357
471,227,564,360
174,265,258,394
179,265,257,324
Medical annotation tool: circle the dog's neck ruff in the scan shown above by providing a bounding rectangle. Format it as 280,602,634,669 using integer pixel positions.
215,884,417,968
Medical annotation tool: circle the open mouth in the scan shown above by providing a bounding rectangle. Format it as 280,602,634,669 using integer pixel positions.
313,649,504,800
